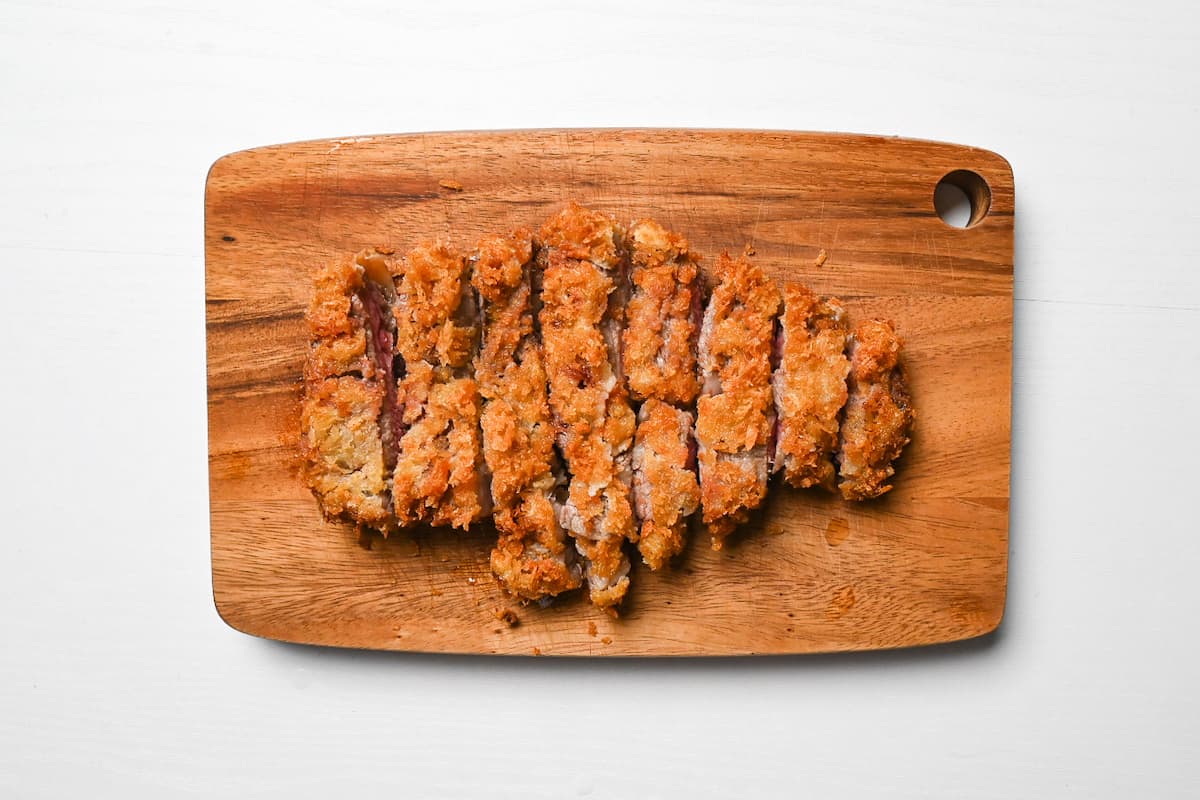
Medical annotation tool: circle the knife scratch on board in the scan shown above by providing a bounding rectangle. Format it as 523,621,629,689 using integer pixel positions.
327,136,374,155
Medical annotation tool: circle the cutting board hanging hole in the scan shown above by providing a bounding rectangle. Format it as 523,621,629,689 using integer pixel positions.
935,169,991,228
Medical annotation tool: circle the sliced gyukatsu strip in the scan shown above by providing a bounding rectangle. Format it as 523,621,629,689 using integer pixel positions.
623,219,702,405
622,219,702,568
837,319,915,501
390,240,489,529
771,284,850,490
695,251,781,550
537,202,636,610
472,229,582,601
631,399,700,570
301,250,403,530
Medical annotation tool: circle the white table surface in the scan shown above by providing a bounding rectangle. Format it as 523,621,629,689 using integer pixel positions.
3,1,1198,796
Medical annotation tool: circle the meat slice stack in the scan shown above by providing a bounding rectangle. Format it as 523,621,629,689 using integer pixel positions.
473,229,582,602
537,203,638,610
623,220,703,570
299,202,917,613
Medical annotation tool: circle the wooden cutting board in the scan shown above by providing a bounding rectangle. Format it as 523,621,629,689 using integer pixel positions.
206,129,1013,656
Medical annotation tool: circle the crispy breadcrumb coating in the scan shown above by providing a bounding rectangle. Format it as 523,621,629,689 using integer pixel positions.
392,362,487,529
837,319,915,500
621,219,703,568
304,255,369,382
632,399,700,570
302,251,401,531
695,251,781,549
392,240,476,371
623,220,701,405
389,240,488,530
304,250,397,382
300,377,392,528
538,203,636,609
772,284,850,490
537,202,624,265
473,229,581,601
489,492,580,601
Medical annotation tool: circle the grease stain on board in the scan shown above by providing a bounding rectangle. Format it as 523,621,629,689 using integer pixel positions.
825,517,850,546
826,585,856,619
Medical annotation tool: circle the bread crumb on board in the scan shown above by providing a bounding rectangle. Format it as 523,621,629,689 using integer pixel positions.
587,621,598,637
439,179,464,191
492,607,519,628
600,636,613,645
814,249,828,267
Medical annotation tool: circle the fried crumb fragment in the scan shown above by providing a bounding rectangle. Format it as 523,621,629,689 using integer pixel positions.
492,607,520,627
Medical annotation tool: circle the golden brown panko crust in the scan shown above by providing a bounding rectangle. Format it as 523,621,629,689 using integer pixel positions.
299,377,392,528
698,251,780,389
695,387,774,454
632,399,700,570
539,253,615,428
623,220,701,405
490,493,580,601
391,362,487,529
695,251,781,549
772,284,850,490
473,231,555,507
537,204,635,609
473,229,581,601
837,319,915,501
392,240,475,370
304,255,370,382
694,454,766,543
538,201,623,266
301,250,401,531
385,239,488,530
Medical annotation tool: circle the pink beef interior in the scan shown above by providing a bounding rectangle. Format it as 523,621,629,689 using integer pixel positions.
361,280,403,471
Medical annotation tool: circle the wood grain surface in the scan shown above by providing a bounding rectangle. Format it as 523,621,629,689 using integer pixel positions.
205,129,1013,656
